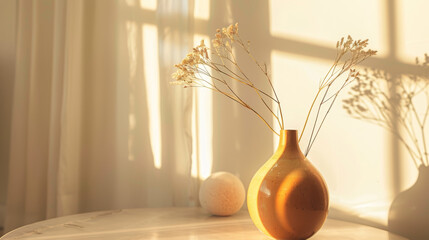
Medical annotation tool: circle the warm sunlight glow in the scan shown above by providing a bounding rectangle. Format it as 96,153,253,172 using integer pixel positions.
269,0,386,56
197,86,213,179
126,22,138,78
191,34,213,180
126,21,138,161
330,201,390,226
396,0,429,62
194,0,210,20
191,90,198,178
140,0,157,10
143,24,162,169
271,50,326,142
271,50,391,225
192,89,213,179
125,0,137,6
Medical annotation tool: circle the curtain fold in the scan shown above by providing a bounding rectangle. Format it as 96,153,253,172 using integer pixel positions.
6,0,55,229
5,0,195,232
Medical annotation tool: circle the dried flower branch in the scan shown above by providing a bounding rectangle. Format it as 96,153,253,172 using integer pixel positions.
300,36,377,156
172,23,284,136
343,55,429,168
172,24,376,156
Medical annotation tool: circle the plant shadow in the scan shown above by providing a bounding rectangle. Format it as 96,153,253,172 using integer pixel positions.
342,55,429,240
388,165,429,240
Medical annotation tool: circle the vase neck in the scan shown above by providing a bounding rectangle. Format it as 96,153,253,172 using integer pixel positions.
416,165,429,185
278,130,305,159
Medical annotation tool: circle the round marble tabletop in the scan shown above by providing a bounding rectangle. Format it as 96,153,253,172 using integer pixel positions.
1,207,407,240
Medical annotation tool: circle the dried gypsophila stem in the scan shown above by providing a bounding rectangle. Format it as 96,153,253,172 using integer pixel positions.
343,56,429,167
211,24,285,131
172,23,284,136
171,24,376,154
300,35,377,156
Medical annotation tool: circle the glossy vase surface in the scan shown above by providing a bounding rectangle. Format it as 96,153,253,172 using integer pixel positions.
247,130,329,240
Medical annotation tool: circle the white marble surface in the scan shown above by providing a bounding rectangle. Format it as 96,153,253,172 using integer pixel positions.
1,208,407,240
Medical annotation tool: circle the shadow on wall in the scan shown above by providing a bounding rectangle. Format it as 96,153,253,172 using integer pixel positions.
342,55,429,240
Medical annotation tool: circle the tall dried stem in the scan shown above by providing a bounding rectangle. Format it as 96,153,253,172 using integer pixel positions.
171,23,283,136
300,36,377,155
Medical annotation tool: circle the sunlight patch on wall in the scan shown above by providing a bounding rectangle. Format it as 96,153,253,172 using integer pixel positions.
140,0,157,10
330,200,390,226
192,88,214,179
271,49,391,224
269,0,386,56
270,50,328,145
125,0,136,6
126,21,138,161
191,34,213,180
396,0,429,62
191,90,198,178
194,0,210,20
126,21,138,78
143,24,162,169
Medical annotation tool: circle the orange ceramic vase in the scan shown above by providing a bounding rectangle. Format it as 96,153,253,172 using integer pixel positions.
247,129,329,240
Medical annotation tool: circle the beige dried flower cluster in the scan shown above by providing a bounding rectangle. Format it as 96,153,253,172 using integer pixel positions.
343,55,429,167
172,23,376,155
171,40,208,85
171,23,240,86
212,23,239,47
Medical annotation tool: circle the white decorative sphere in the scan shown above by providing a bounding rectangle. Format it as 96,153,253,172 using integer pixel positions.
199,172,245,216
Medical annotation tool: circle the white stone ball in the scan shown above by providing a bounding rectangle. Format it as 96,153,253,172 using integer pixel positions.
199,172,245,216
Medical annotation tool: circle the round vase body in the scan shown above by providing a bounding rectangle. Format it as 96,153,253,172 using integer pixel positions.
247,130,329,240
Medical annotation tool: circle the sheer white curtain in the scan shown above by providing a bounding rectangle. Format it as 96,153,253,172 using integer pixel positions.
5,0,197,232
